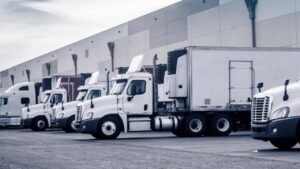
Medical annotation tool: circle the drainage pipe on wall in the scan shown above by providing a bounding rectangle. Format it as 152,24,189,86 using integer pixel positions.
245,0,257,47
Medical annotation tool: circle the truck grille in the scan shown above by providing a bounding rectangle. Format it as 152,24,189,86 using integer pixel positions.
251,97,270,123
76,106,82,122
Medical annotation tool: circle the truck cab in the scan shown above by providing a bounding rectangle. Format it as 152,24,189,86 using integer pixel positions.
54,83,106,132
0,82,38,126
75,71,153,138
251,80,300,149
21,88,67,131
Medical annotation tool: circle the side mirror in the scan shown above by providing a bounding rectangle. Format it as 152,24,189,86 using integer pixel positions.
127,95,134,102
257,82,264,93
26,104,30,112
90,96,94,108
284,79,289,86
283,79,289,101
61,101,65,111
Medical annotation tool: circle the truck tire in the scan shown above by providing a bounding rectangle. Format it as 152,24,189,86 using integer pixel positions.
183,114,206,137
172,127,187,137
211,114,233,136
270,139,297,149
91,116,121,139
31,117,47,131
65,116,76,133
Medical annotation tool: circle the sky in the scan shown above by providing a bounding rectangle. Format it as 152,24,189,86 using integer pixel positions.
0,0,181,71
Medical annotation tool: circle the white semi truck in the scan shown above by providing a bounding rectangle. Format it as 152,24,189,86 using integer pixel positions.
21,75,86,131
251,80,300,149
0,82,42,126
75,46,300,139
54,71,108,132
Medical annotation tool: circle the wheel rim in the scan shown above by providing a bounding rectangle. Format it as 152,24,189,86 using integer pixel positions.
216,118,230,132
189,119,202,133
71,119,76,131
37,120,46,129
101,121,116,136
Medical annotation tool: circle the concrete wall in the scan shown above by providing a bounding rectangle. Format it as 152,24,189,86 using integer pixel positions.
1,0,300,88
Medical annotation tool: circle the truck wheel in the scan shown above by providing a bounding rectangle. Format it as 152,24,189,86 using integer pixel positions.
183,114,206,137
211,114,232,136
270,140,297,149
32,117,47,131
65,116,76,133
92,116,121,139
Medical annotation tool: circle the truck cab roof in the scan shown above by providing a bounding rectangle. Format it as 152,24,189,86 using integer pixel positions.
5,82,34,93
78,83,106,91
44,88,66,94
112,72,152,81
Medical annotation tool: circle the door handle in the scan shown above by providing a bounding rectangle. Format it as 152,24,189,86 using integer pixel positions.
144,104,148,111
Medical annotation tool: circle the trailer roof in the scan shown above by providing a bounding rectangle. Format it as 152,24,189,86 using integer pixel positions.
185,46,300,52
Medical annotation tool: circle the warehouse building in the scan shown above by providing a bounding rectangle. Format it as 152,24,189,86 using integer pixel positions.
1,0,300,88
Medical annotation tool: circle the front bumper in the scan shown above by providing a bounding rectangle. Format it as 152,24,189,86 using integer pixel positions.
21,118,33,128
251,117,300,141
74,118,99,133
55,117,69,129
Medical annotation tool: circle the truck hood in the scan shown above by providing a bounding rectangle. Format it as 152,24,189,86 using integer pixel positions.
254,82,300,98
55,101,80,118
25,104,45,113
253,82,300,117
80,95,118,120
22,103,45,118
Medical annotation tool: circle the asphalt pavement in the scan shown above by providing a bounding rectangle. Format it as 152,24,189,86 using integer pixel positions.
0,128,300,169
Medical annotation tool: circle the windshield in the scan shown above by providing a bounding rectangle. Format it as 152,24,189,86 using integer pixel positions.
76,90,88,101
43,93,51,104
0,97,8,106
110,79,127,95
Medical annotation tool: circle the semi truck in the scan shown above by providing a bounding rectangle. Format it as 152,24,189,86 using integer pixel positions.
54,71,108,132
0,82,42,126
21,74,88,131
75,46,300,139
251,80,300,149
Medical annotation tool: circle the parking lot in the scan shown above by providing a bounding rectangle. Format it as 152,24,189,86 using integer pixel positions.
0,128,300,169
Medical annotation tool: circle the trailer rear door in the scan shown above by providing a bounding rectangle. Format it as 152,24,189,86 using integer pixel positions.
229,61,253,105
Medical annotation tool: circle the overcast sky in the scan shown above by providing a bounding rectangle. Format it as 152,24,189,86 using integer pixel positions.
0,0,181,71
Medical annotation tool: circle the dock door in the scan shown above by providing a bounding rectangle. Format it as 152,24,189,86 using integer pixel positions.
229,61,254,105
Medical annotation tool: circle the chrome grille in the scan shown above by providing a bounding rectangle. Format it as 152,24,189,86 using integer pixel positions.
251,97,270,123
75,106,82,122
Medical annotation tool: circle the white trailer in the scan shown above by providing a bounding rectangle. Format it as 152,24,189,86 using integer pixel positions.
75,47,300,139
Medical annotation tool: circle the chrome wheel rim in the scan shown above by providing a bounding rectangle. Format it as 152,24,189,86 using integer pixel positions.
216,118,230,132
101,121,116,136
71,119,76,131
189,119,202,133
37,120,46,129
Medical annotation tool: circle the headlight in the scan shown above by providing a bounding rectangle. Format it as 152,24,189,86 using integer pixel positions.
270,107,290,120
84,112,94,119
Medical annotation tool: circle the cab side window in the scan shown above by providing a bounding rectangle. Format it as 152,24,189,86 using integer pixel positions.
87,90,101,100
21,97,30,105
51,94,63,104
19,86,29,91
127,80,146,95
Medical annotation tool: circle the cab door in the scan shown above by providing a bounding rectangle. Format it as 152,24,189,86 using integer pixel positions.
47,93,64,124
122,79,152,115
